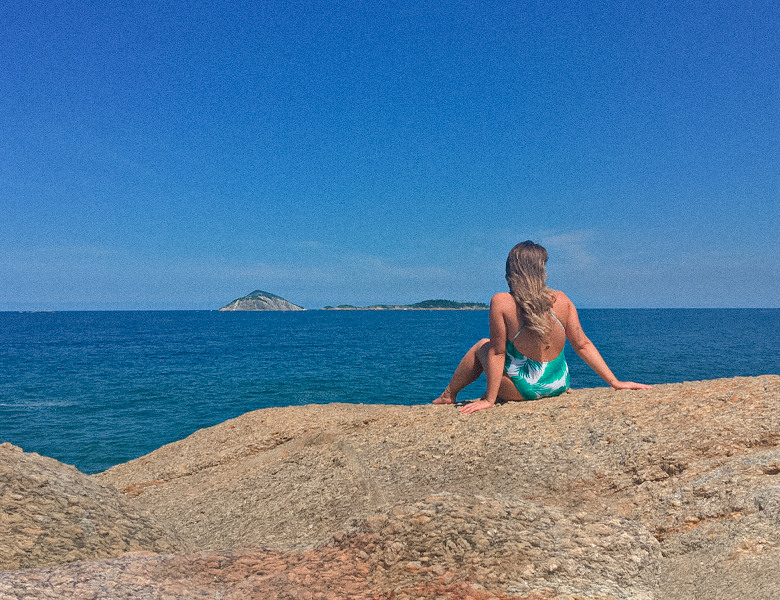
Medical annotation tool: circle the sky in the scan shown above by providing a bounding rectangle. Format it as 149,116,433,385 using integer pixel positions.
1,0,778,310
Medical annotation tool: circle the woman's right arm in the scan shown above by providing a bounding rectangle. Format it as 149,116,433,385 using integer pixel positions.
559,293,651,390
458,293,510,414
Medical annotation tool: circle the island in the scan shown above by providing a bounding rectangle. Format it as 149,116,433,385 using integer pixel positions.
219,290,305,311
322,299,488,310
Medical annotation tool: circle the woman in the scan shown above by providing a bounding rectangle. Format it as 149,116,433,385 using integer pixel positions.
433,241,651,414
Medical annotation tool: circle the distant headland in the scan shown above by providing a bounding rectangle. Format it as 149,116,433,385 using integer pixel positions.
323,299,488,310
219,291,488,311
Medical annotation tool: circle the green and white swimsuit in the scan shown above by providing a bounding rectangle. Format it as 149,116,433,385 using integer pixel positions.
504,313,570,400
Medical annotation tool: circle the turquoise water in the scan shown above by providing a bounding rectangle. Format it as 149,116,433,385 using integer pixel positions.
1,309,778,474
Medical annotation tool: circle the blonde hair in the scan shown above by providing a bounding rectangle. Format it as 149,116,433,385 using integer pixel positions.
505,241,555,338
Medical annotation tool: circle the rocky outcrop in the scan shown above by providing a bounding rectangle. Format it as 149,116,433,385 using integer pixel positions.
218,290,305,311
2,376,780,599
0,443,187,572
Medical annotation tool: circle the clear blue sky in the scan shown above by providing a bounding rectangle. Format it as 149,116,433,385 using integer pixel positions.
2,0,778,310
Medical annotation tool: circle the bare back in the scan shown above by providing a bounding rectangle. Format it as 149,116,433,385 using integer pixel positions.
491,290,567,363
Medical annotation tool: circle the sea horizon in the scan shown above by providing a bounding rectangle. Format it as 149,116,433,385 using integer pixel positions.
4,306,778,313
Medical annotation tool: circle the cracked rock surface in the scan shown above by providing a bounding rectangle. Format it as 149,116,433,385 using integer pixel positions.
2,375,780,599
0,443,186,572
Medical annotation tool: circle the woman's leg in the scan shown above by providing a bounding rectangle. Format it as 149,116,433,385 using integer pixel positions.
495,375,526,402
433,339,491,404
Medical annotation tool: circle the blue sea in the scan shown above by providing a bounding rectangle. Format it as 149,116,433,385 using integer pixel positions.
1,309,778,474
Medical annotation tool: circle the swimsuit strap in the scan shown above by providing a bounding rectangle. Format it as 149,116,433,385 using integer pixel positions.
512,311,565,342
549,310,565,331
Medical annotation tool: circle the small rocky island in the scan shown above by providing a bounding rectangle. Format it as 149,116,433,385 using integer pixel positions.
219,290,305,312
323,299,489,310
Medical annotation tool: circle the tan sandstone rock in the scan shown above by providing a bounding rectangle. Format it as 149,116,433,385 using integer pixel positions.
2,376,780,599
0,442,188,572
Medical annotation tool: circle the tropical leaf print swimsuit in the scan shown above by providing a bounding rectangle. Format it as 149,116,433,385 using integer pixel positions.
504,312,570,400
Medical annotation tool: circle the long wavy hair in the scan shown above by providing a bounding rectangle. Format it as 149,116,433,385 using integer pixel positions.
505,241,556,339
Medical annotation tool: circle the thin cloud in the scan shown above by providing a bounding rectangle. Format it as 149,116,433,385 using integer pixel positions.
227,252,452,285
541,231,598,270
226,262,336,282
350,255,452,280
290,240,333,250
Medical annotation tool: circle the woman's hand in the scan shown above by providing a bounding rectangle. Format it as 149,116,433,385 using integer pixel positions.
458,399,495,414
611,380,652,390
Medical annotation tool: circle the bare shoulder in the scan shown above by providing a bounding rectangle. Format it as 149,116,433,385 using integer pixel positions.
550,290,575,321
491,292,514,307
551,290,587,338
491,292,517,316
490,292,516,323
551,289,573,308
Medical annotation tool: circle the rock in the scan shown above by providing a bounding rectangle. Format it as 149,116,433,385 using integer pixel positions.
0,548,382,600
334,493,661,598
218,290,305,311
0,443,187,572
3,376,780,599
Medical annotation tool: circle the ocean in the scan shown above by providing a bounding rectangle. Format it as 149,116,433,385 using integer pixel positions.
1,309,778,474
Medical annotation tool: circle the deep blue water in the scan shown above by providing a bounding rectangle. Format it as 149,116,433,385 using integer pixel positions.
1,309,778,474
